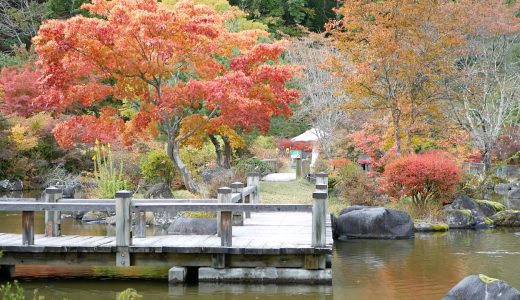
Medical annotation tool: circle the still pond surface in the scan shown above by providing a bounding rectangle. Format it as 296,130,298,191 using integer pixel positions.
0,210,519,299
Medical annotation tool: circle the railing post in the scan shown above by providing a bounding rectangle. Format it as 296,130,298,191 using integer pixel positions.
312,190,327,247
217,187,232,247
22,211,34,245
45,186,62,237
307,190,328,270
295,157,302,179
135,211,146,238
315,172,328,186
230,182,244,226
116,190,132,267
247,172,260,204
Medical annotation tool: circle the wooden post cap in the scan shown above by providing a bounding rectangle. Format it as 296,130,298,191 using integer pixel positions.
313,191,328,199
45,186,63,194
115,190,133,198
315,184,328,190
230,182,244,188
217,187,232,194
247,172,260,177
316,172,328,178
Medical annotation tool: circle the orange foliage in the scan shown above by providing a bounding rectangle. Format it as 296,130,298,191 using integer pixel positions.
33,0,299,149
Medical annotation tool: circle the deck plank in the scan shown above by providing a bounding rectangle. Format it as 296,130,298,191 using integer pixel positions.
0,212,332,255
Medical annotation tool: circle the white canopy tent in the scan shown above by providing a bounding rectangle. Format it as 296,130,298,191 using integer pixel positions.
290,128,323,166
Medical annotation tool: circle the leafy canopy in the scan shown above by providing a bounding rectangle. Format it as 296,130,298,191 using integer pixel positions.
33,0,300,149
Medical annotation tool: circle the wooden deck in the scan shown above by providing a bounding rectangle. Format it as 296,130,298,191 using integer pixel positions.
0,212,332,268
0,173,333,283
0,212,332,253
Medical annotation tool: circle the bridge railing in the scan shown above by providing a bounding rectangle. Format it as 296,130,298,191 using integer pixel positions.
0,172,329,266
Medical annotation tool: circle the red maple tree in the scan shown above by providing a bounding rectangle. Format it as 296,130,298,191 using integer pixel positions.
33,0,300,192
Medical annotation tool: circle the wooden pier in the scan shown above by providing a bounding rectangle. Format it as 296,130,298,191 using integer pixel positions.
0,173,333,284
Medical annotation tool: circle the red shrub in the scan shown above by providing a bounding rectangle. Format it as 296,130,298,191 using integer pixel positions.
382,151,461,206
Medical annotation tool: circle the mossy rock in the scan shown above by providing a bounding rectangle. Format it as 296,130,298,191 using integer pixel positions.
490,210,520,227
414,222,449,232
476,199,506,217
446,209,476,228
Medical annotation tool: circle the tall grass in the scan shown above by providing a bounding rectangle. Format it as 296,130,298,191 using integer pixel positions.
93,141,127,198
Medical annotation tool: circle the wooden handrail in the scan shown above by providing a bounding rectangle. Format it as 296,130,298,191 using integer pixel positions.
0,173,329,260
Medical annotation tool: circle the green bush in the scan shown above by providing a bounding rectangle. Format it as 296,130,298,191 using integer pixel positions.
235,158,273,176
0,280,24,300
179,143,216,177
140,149,175,185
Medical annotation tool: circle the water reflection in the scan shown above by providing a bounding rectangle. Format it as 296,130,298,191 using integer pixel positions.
333,229,520,300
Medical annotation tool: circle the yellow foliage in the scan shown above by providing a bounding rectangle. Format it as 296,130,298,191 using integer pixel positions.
179,114,208,148
9,124,38,151
217,125,245,149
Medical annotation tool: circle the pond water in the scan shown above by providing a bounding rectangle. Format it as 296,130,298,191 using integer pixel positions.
0,211,519,299
1,189,519,299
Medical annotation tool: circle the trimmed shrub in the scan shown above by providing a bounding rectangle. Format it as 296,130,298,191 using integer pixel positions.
382,151,462,207
140,149,175,185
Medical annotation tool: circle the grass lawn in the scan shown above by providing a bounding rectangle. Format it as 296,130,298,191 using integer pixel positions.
259,179,344,215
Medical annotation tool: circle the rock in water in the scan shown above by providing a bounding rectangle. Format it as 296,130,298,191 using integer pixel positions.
81,211,108,224
445,195,494,229
167,217,217,235
443,274,520,300
490,210,520,227
335,206,413,239
445,209,477,229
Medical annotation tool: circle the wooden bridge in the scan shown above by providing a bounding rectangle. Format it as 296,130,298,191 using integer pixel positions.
0,173,332,284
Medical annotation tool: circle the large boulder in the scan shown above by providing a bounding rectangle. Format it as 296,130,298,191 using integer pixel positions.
510,188,520,200
144,183,173,199
490,210,520,227
0,179,23,192
475,200,506,217
167,217,217,235
200,168,233,184
445,195,494,229
443,274,520,300
495,183,512,195
335,206,413,239
445,209,477,228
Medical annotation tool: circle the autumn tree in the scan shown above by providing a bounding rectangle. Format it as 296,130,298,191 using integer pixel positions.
327,0,465,154
448,0,520,171
0,64,42,117
33,0,299,193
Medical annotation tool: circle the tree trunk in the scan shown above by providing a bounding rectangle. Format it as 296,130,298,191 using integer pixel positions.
167,140,199,193
392,109,402,155
223,137,232,169
208,134,223,168
482,143,492,173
